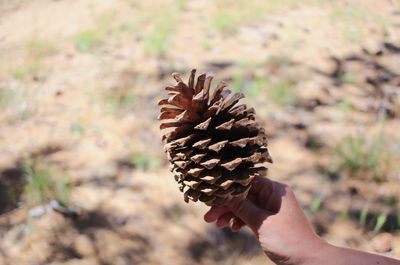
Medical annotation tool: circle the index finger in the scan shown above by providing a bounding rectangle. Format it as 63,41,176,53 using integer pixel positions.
204,205,230,223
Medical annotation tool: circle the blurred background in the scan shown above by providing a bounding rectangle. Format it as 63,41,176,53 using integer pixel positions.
0,0,399,264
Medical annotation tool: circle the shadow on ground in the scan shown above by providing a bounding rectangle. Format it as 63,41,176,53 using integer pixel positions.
0,144,64,215
187,226,261,263
314,40,400,118
48,209,152,265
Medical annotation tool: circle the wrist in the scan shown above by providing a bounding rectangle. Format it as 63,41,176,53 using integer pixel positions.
297,237,332,265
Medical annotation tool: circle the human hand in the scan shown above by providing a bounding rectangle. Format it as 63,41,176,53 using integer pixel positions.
204,176,326,265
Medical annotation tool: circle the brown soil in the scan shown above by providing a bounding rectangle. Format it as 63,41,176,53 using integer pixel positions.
0,0,399,264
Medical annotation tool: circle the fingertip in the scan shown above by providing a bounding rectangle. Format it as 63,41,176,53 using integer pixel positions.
216,212,235,228
204,211,214,223
204,205,229,223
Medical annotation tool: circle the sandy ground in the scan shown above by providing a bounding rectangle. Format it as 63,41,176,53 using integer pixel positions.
0,0,400,264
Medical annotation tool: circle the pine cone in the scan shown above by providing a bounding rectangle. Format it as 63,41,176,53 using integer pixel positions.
158,69,272,206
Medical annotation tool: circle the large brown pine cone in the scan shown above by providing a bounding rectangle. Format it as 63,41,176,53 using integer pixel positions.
158,69,272,206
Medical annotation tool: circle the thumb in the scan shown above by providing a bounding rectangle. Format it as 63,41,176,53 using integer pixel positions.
228,197,268,232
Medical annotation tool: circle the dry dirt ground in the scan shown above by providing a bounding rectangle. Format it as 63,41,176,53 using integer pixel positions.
0,0,400,264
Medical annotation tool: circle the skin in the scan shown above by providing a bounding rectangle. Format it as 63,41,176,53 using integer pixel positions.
204,176,400,265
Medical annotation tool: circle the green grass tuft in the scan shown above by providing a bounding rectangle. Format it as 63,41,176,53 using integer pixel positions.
338,99,353,113
0,87,15,109
130,153,162,172
209,0,331,36
331,4,367,22
176,0,187,11
359,205,369,226
374,213,387,233
230,71,297,110
211,10,239,35
268,78,297,107
231,74,268,98
143,15,175,57
334,130,393,181
337,137,375,172
104,94,136,114
22,161,70,206
340,208,349,220
73,30,104,52
329,4,391,44
201,39,213,51
309,196,322,214
339,71,357,84
70,122,85,136
12,38,55,81
397,212,400,229
26,38,56,59
72,10,121,53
